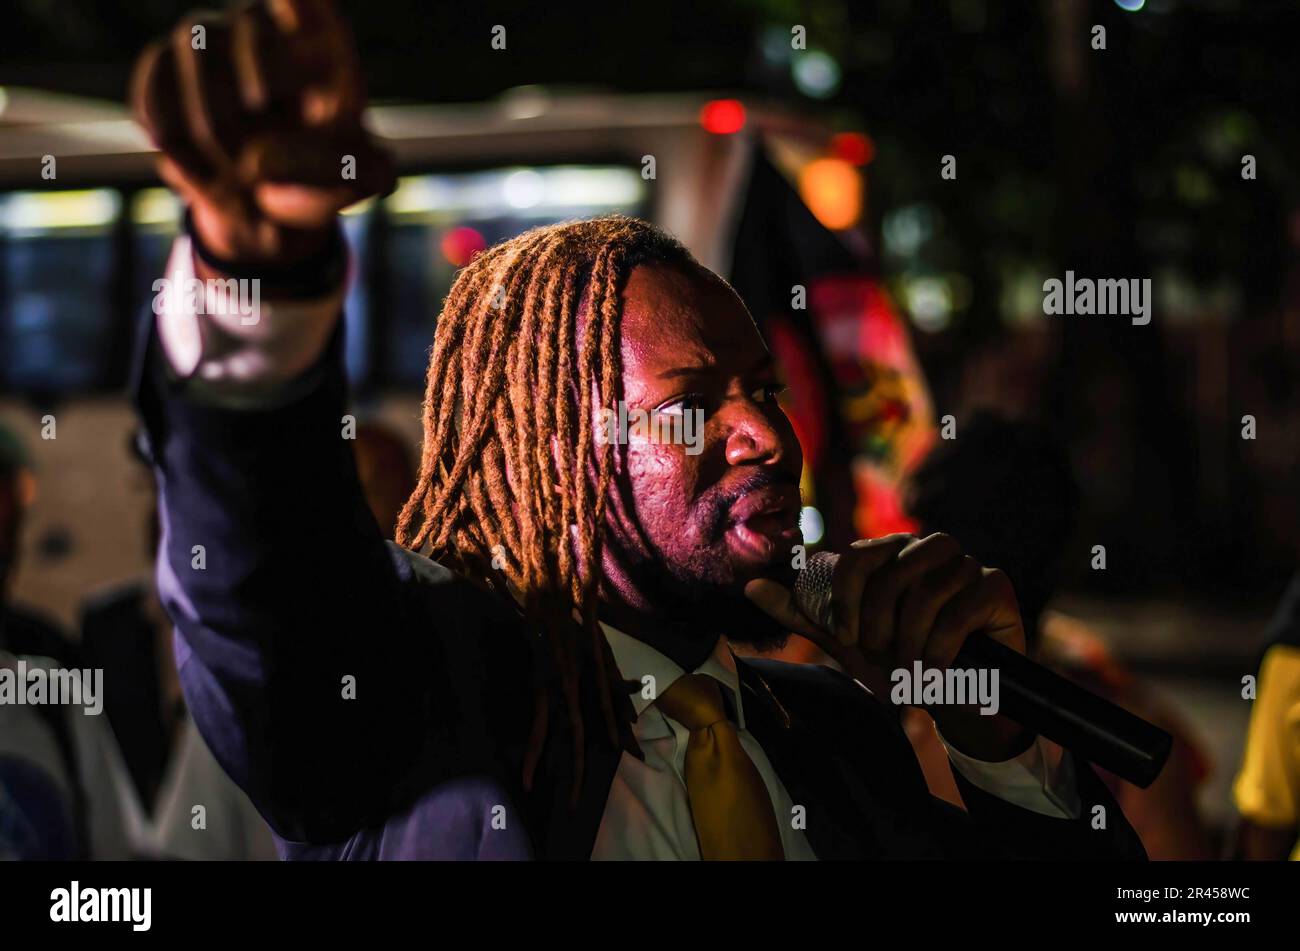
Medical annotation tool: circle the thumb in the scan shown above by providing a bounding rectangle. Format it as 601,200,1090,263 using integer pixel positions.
744,577,840,656
745,577,886,692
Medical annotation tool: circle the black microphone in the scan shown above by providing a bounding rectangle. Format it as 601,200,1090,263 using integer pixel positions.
793,552,1172,788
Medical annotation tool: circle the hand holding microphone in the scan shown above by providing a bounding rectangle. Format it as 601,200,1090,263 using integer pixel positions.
744,533,1173,785
745,533,1035,762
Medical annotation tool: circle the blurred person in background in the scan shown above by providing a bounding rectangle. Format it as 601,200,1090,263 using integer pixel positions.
0,649,83,860
352,421,418,538
1230,571,1300,860
902,412,1214,860
0,425,79,667
0,424,136,859
80,432,276,860
0,651,138,860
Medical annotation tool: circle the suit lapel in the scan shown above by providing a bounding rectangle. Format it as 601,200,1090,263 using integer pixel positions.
536,733,623,860
740,658,960,860
525,652,938,859
529,667,640,861
736,659,872,859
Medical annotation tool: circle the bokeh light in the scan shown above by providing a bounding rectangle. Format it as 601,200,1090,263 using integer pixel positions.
797,158,861,230
440,225,487,267
699,99,746,135
792,50,841,99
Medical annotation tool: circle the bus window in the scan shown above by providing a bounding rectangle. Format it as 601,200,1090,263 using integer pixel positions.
381,166,648,388
341,199,377,388
0,189,121,393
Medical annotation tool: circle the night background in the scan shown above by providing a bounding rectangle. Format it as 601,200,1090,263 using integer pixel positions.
1,0,1298,856
4,0,1298,596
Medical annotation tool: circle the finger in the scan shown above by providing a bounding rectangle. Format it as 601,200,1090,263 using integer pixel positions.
172,15,240,175
268,0,362,124
895,554,981,666
925,568,1025,670
231,6,270,112
743,578,826,642
129,39,168,140
230,4,302,121
131,40,217,184
304,1,364,123
828,534,912,648
857,532,962,654
744,578,888,687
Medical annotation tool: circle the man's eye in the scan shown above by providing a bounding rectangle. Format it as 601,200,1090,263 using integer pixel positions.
656,393,706,416
753,383,788,404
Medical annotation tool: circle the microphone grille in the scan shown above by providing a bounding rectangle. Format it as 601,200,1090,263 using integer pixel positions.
792,551,839,630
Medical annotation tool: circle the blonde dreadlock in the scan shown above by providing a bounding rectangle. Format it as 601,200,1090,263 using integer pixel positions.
395,215,696,796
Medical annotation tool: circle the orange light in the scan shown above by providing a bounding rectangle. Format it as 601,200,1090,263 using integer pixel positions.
699,99,746,135
830,132,874,166
798,158,862,231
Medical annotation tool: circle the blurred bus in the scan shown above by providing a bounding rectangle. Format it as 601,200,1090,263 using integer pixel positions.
0,85,930,626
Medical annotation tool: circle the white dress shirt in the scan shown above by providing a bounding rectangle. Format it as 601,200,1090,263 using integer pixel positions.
591,624,1079,860
591,624,819,860
155,235,1083,859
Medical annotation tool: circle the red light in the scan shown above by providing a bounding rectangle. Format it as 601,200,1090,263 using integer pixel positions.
700,99,746,135
440,226,486,268
831,132,875,166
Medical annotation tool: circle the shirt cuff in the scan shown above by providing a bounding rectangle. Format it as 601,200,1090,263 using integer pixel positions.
154,233,347,406
939,727,1082,819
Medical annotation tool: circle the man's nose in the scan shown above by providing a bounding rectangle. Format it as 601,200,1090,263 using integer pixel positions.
722,404,787,467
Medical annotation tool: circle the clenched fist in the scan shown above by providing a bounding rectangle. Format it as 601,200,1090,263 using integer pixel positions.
746,533,1033,760
130,0,394,267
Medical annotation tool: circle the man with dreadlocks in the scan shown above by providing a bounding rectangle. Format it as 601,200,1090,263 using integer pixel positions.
129,0,1144,860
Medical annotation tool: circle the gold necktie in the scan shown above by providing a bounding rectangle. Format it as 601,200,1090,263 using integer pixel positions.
654,673,785,860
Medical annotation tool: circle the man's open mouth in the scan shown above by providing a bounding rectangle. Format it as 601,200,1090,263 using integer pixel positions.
724,484,803,562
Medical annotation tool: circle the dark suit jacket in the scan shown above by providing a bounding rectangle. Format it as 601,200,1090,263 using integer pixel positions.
134,314,1146,861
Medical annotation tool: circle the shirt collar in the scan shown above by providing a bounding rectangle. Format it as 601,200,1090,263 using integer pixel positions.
600,622,746,730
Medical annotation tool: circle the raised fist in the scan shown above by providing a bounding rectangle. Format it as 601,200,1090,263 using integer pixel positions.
131,0,394,266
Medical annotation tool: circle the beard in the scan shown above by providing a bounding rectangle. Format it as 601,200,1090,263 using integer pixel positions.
626,468,802,651
619,550,795,652
656,467,801,584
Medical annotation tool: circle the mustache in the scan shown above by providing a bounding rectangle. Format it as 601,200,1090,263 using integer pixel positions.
698,468,801,539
